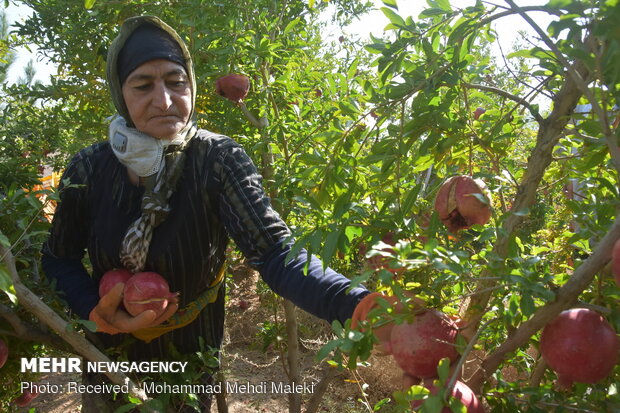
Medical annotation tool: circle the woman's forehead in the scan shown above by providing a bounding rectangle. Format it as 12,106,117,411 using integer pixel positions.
124,59,188,82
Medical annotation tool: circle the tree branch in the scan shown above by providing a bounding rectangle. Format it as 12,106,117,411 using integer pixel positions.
478,5,562,28
238,101,268,128
461,57,591,340
0,303,70,351
466,211,620,391
503,0,620,178
304,364,339,413
461,82,544,124
283,299,302,413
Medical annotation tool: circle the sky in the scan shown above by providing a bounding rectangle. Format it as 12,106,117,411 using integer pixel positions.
4,2,56,84
3,0,556,85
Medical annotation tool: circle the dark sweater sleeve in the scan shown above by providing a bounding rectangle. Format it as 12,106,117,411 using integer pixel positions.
41,253,99,320
214,140,369,323
41,149,98,320
258,243,370,324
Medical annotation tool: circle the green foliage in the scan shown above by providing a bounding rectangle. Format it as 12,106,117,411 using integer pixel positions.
0,185,65,412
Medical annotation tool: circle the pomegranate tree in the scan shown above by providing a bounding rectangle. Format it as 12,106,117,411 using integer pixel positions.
390,309,459,378
123,272,175,318
98,268,133,298
434,175,492,233
540,308,619,387
412,379,485,413
215,74,250,103
0,338,8,369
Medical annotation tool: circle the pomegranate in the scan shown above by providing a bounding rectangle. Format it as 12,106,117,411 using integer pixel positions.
434,175,492,233
540,308,619,387
215,74,250,103
612,238,620,287
0,338,8,369
473,107,486,120
123,272,175,318
13,389,39,407
99,268,133,298
390,309,459,378
412,379,484,413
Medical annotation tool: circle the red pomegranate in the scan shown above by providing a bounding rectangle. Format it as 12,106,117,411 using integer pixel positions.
434,176,492,233
412,379,484,413
215,74,250,103
123,272,175,317
612,238,620,287
390,309,459,378
0,338,8,369
540,308,619,387
473,107,486,120
99,269,133,298
13,389,39,407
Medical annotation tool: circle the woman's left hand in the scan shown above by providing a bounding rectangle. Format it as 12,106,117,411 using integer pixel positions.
88,283,179,334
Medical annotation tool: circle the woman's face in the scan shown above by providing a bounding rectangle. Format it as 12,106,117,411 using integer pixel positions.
121,59,192,139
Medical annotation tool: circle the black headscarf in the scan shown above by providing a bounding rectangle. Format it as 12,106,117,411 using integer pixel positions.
117,23,187,85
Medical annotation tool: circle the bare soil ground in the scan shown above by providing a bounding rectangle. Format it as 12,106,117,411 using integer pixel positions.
17,263,399,413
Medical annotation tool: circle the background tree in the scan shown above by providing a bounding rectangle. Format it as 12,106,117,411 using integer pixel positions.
0,9,16,84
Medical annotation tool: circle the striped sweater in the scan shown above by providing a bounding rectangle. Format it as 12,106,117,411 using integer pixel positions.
42,130,369,358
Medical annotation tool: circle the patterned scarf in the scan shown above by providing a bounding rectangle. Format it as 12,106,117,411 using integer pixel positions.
118,126,196,273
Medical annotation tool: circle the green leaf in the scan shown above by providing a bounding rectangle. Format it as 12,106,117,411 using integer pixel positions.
283,18,301,35
347,58,360,79
402,184,422,216
513,208,530,217
420,7,449,18
316,338,343,362
298,153,326,165
520,293,536,317
0,232,10,247
84,0,96,9
434,0,452,12
75,319,98,333
0,265,17,304
0,264,13,289
345,226,362,242
382,0,398,10
584,148,608,169
422,394,445,413
448,397,468,413
467,192,489,205
338,100,359,116
437,358,451,382
322,229,340,266
381,7,406,27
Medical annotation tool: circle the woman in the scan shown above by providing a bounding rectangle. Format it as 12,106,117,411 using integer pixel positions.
42,15,381,412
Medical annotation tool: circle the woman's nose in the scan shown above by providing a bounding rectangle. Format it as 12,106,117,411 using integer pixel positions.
152,83,173,110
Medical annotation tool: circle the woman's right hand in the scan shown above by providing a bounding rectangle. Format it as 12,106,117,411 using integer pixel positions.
88,283,179,334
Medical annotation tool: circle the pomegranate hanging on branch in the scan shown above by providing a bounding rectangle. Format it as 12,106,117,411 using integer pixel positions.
540,308,619,388
434,175,492,233
215,74,250,103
